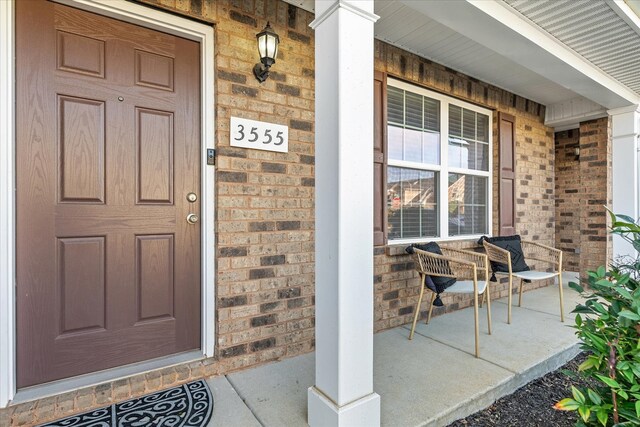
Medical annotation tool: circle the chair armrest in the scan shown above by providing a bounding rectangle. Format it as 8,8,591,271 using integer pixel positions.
441,247,490,282
521,240,562,269
441,247,489,271
482,240,512,267
412,248,477,279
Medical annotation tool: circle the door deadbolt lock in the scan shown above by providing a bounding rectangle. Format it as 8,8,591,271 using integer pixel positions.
186,213,199,224
186,192,198,203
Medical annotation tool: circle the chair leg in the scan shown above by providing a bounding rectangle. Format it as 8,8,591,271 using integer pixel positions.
409,275,426,340
426,292,436,324
480,292,485,308
518,277,524,307
507,275,513,324
486,284,492,335
473,289,480,358
558,271,565,322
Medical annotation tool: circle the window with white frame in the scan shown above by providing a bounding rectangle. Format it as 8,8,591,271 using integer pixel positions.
386,79,492,242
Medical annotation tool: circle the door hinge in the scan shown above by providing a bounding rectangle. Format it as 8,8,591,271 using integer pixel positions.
207,149,216,166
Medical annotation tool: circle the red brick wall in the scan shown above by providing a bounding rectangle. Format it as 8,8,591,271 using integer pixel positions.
141,0,318,371
210,2,317,372
554,119,612,276
578,118,612,273
555,129,581,271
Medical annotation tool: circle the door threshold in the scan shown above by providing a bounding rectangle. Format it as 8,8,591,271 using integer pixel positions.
11,350,204,406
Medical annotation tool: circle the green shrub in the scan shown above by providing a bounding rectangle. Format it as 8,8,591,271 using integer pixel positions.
554,212,640,426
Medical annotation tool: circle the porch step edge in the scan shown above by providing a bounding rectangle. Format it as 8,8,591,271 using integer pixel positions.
424,342,582,427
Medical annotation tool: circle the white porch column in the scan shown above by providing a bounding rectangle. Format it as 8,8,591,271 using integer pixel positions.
308,1,380,426
609,105,640,260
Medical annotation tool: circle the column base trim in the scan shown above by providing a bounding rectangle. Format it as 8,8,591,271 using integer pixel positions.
308,386,380,427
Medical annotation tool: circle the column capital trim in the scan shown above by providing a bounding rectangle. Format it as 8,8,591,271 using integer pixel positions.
310,0,379,29
607,104,640,116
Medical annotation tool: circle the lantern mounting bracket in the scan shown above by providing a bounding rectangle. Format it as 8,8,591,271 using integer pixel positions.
253,63,271,83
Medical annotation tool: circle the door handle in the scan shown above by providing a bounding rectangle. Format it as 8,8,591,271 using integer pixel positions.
186,213,199,224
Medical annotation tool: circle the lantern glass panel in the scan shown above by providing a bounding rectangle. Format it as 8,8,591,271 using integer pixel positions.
266,34,277,59
257,33,268,59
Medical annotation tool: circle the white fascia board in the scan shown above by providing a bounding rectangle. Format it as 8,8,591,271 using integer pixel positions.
399,0,640,109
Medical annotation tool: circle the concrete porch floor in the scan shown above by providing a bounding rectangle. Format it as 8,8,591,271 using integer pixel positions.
206,275,583,427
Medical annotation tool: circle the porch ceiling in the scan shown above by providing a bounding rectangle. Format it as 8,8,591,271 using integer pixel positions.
504,0,640,94
373,0,577,106
289,0,640,115
375,0,640,110
504,0,640,97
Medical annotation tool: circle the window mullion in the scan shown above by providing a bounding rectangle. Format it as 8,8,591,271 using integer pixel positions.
399,171,404,239
471,175,476,234
402,90,406,164
388,159,441,171
448,167,490,177
419,96,424,234
440,100,449,239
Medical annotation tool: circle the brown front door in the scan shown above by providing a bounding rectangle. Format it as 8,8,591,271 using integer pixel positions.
16,1,202,388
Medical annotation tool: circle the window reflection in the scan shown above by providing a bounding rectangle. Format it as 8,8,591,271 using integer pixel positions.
448,173,487,236
387,167,438,240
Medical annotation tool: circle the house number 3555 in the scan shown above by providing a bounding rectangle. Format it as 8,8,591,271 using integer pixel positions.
235,125,284,146
230,117,289,153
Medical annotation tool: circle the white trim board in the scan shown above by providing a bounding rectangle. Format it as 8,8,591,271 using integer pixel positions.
0,0,16,409
1,0,216,406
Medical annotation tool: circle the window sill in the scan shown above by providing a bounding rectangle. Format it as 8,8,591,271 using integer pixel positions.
383,236,483,257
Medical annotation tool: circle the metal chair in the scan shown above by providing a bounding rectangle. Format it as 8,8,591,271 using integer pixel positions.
482,239,564,324
409,247,492,358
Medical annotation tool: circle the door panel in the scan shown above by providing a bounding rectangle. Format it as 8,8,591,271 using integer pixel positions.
56,30,106,78
58,237,106,335
135,50,175,91
136,108,174,204
136,234,175,322
58,95,106,203
16,1,201,387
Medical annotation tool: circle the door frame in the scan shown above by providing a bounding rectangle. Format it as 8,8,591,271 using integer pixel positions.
0,0,216,406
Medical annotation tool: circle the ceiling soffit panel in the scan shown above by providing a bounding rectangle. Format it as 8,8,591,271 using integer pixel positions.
504,0,640,95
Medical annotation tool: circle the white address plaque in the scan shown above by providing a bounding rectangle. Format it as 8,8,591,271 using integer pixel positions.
230,117,289,153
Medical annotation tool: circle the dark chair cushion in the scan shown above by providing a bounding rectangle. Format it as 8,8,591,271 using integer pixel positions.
478,235,530,274
406,242,456,304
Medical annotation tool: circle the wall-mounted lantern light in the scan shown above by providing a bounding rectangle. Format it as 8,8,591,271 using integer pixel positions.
253,22,279,83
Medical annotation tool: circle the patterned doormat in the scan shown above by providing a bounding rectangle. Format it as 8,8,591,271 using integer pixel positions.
39,380,213,427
